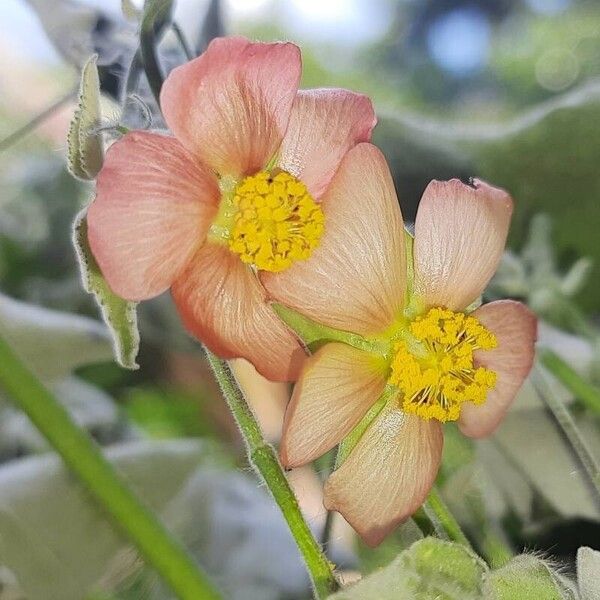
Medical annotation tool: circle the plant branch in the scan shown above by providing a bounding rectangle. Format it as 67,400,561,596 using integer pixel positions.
0,333,220,600
204,349,339,599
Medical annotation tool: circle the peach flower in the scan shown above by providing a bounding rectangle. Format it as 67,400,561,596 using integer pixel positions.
262,143,537,546
87,36,376,381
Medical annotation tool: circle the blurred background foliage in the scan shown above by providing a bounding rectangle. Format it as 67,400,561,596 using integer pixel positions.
0,0,600,598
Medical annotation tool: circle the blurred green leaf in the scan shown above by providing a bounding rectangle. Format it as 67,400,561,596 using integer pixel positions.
330,537,487,600
72,211,140,370
67,54,104,181
482,554,575,599
0,439,207,600
577,546,600,600
379,78,600,310
0,292,112,384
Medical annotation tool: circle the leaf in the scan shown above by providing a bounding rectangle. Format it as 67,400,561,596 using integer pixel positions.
487,407,600,521
378,78,600,310
72,210,140,370
67,54,104,181
329,537,487,600
0,377,121,459
577,546,600,600
0,439,207,600
0,292,113,384
482,554,575,599
121,0,142,21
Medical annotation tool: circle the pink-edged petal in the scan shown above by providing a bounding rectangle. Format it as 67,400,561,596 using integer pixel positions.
414,178,513,311
88,131,219,301
280,343,386,468
160,36,301,178
459,300,537,438
171,243,306,382
277,89,376,199
324,405,443,547
262,143,406,336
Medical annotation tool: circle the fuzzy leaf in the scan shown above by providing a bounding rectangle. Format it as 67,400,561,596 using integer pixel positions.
121,0,142,21
0,293,113,384
72,210,140,369
0,440,207,600
483,555,575,600
329,537,487,600
67,54,104,180
577,546,600,600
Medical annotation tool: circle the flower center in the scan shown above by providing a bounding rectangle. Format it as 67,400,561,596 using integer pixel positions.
389,307,498,422
227,170,324,273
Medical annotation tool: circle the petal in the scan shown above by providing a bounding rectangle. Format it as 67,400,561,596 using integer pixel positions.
280,343,386,468
459,300,537,438
88,131,219,301
262,143,406,336
160,36,301,178
414,178,513,311
172,243,306,382
324,405,443,547
277,89,376,198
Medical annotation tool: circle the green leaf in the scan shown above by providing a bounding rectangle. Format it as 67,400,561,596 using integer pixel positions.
72,210,140,369
67,54,104,181
122,0,142,20
482,554,575,599
577,546,600,600
0,439,207,600
329,537,487,600
0,292,113,384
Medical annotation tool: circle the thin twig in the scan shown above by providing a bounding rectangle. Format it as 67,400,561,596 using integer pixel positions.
0,89,77,153
172,22,194,60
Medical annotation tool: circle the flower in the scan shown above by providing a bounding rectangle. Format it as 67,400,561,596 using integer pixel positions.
261,143,537,546
87,36,376,381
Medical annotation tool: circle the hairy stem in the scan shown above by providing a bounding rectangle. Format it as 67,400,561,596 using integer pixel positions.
423,488,472,548
0,333,220,600
205,349,339,599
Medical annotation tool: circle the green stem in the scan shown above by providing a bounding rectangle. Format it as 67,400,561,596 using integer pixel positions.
423,488,472,548
532,365,600,506
539,348,600,415
0,333,220,600
205,349,339,599
140,0,171,105
0,89,77,152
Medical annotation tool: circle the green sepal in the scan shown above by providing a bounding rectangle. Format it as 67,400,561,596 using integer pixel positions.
272,303,383,355
72,210,140,369
335,386,394,468
67,55,104,181
482,554,576,600
328,537,488,599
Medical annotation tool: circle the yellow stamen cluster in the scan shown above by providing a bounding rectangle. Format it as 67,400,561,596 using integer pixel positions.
389,307,498,422
228,171,324,272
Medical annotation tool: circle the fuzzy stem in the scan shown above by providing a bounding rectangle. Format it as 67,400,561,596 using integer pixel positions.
423,488,472,548
204,349,339,599
532,365,600,507
0,333,220,600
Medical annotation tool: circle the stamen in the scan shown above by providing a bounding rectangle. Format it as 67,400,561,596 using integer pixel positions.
228,170,324,272
389,307,497,422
